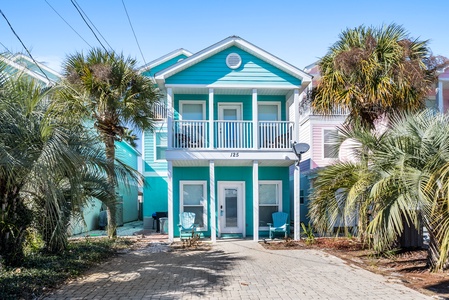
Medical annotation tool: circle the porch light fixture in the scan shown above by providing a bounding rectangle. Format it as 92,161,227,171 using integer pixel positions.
292,142,310,165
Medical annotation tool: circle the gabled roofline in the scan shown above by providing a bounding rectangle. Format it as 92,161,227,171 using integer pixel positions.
138,48,193,74
154,36,312,88
10,53,61,81
0,55,55,86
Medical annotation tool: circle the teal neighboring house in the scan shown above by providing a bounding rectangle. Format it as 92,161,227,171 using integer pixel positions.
1,53,142,234
141,36,312,241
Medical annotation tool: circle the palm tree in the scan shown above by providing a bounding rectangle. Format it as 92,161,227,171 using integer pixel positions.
312,24,441,129
309,111,449,271
55,49,160,238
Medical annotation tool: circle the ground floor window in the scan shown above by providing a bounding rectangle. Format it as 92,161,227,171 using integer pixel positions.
180,181,207,230
259,181,282,227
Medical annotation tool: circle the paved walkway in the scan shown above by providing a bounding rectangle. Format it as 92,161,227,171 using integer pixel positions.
44,239,431,300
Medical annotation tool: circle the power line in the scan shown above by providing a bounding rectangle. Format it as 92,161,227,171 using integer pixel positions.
121,0,146,65
44,0,92,48
0,9,51,82
70,0,110,54
73,0,113,50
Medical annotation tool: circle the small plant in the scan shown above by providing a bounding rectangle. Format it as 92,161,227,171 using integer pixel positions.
301,223,315,245
182,228,201,248
283,236,296,247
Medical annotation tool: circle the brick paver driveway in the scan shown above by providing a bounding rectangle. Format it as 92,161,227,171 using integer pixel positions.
45,239,431,299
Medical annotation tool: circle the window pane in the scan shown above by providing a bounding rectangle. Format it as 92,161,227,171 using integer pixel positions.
156,132,167,146
156,146,166,160
183,184,203,205
182,103,203,120
223,109,238,120
225,188,238,227
324,129,337,143
259,206,278,226
324,144,338,158
258,104,278,121
183,206,204,227
259,184,278,205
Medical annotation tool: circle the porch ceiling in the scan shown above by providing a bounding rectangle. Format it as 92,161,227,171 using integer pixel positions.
169,86,291,96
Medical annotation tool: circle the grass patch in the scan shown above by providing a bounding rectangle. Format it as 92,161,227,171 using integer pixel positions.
0,238,135,300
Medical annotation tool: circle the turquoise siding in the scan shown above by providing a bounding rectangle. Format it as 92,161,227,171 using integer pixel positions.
143,176,168,218
142,54,189,78
166,46,301,87
170,166,290,238
143,127,168,173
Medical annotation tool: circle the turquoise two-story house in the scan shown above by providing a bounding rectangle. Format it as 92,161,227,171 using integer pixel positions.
141,36,312,242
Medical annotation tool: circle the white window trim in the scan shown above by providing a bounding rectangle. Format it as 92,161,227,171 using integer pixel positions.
257,101,281,121
153,131,167,162
179,100,206,120
180,180,208,231
259,180,282,230
322,128,339,160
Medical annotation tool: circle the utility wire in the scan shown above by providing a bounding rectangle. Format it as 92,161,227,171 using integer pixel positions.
44,0,92,48
73,0,113,50
121,0,146,65
0,9,51,82
70,0,110,54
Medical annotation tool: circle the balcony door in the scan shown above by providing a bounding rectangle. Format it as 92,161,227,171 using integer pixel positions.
218,103,242,148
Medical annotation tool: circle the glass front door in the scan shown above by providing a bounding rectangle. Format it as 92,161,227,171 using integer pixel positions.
218,182,244,235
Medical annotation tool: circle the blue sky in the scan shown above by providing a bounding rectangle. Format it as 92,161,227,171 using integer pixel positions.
1,0,448,73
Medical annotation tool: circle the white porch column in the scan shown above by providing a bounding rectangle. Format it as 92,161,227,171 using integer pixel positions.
293,164,301,240
438,81,444,113
209,160,216,242
167,88,173,148
293,89,300,142
168,161,174,242
253,160,259,241
209,89,214,149
252,89,258,149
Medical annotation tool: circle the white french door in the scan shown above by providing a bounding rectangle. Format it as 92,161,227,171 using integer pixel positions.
218,104,242,148
218,181,245,235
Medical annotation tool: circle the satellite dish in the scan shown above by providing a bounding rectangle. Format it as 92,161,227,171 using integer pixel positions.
293,142,310,154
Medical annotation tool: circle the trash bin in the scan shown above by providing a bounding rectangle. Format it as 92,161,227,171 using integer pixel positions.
159,217,168,235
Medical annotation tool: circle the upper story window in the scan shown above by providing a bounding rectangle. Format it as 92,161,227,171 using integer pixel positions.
258,103,280,121
154,131,167,161
180,101,205,120
323,129,339,159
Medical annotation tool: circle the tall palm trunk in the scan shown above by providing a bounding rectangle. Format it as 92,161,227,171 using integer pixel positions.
104,135,117,238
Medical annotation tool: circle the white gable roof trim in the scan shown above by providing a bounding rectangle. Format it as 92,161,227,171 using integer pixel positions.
139,48,193,73
155,36,313,87
0,55,54,86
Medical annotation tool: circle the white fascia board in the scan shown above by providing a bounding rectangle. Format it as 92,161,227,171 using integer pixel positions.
11,53,61,79
155,36,312,88
166,149,297,161
165,83,301,90
0,56,53,86
138,48,193,74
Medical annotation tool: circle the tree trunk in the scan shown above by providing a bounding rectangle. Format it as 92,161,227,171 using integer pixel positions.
104,136,117,238
424,218,449,272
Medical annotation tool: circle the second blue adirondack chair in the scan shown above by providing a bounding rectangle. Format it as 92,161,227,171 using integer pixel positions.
268,212,289,239
178,212,198,240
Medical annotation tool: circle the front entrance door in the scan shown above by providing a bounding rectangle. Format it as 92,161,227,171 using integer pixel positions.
218,181,245,236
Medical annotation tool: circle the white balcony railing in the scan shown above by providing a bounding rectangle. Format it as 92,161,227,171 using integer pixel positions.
259,121,294,149
215,121,253,149
173,120,208,149
153,102,167,120
172,120,294,150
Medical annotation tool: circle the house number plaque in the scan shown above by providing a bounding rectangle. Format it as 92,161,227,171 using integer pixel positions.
230,152,239,157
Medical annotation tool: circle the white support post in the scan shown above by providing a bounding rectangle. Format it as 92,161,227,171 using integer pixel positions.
168,161,174,242
209,89,214,149
209,160,216,242
167,88,173,148
293,89,300,142
253,160,259,241
438,81,444,113
293,164,300,240
252,89,258,149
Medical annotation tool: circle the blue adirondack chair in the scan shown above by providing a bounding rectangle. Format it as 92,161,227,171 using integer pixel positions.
268,212,289,239
178,212,198,240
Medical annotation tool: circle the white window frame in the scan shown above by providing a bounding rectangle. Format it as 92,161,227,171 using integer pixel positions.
180,180,208,231
323,128,339,159
258,180,282,229
257,102,281,121
179,100,206,120
153,130,167,162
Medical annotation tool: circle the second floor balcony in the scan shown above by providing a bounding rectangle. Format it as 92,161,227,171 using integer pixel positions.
171,120,293,150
